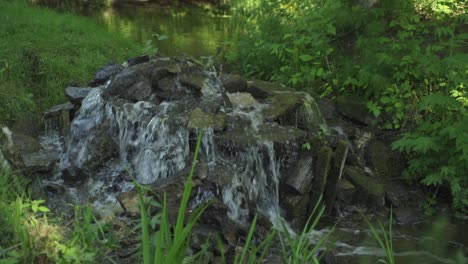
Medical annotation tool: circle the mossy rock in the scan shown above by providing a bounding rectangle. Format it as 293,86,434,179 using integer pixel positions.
188,108,225,131
344,165,384,199
263,92,301,121
368,139,404,179
247,79,295,99
336,94,373,125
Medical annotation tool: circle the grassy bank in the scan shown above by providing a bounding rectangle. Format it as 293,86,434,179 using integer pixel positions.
0,0,142,122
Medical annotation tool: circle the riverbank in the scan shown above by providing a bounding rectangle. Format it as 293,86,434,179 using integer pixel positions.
0,1,142,122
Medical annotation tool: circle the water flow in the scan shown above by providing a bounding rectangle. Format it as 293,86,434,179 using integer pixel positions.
107,101,189,184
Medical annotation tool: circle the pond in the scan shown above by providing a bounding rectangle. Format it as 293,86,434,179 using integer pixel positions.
40,1,242,58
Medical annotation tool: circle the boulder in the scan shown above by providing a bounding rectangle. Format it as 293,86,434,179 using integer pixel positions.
180,73,207,94
336,94,373,125
223,74,247,93
393,207,421,224
105,69,153,101
285,156,314,194
344,165,384,206
263,92,301,121
65,87,97,105
334,179,356,203
309,146,333,214
21,152,56,173
325,140,349,213
127,55,150,67
226,92,259,109
42,102,74,118
188,108,225,131
246,79,294,99
90,63,123,86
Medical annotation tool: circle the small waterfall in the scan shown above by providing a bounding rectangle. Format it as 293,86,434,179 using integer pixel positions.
64,88,106,168
222,141,283,226
107,101,189,184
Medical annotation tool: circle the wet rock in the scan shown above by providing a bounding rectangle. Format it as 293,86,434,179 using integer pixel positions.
319,250,337,264
117,188,141,216
149,67,174,87
263,92,301,121
0,149,9,169
90,63,123,86
295,93,326,134
247,79,294,99
335,179,356,203
92,195,125,221
180,73,207,94
393,207,421,224
127,55,150,67
105,69,153,101
65,87,97,105
199,99,223,113
368,139,405,179
309,146,333,214
188,108,225,131
226,92,258,109
336,94,373,125
42,102,74,119
325,140,349,213
223,74,247,93
282,192,310,229
0,126,41,168
21,152,56,173
318,98,338,120
220,123,307,148
344,165,384,206
383,181,413,208
285,156,314,194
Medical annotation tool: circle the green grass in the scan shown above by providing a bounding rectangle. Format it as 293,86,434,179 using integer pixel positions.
362,210,395,264
0,0,142,122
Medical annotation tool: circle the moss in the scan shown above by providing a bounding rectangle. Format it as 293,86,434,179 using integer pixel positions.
187,108,225,131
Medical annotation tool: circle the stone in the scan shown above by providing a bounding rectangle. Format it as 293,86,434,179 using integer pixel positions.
335,179,356,203
0,126,42,168
325,140,349,213
393,207,421,224
263,92,301,121
226,92,259,109
21,152,56,173
188,108,225,131
127,55,150,67
90,63,123,86
344,165,385,206
180,73,207,93
42,102,75,118
296,93,326,134
281,193,310,229
65,87,97,105
336,94,374,125
106,69,153,101
0,149,9,169
246,79,294,99
285,156,314,194
309,146,333,214
368,139,405,179
318,98,338,120
223,74,247,93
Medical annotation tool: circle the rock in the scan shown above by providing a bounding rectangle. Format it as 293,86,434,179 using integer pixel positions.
318,98,338,120
296,93,326,133
0,149,9,169
285,156,314,194
319,250,337,264
325,140,349,213
65,87,97,105
156,77,188,100
344,165,384,206
393,207,421,224
92,195,125,222
223,74,247,93
0,126,42,168
127,55,150,67
105,69,153,101
180,73,207,94
90,63,123,86
199,99,223,113
281,192,310,229
336,94,374,125
149,67,174,87
368,139,405,179
188,108,225,131
335,179,356,203
226,92,259,109
220,123,307,148
21,152,56,173
246,79,294,99
117,188,141,216
309,146,333,214
263,92,301,121
42,102,75,118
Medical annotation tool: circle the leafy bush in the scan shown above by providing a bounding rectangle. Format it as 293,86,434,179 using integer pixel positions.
228,0,467,212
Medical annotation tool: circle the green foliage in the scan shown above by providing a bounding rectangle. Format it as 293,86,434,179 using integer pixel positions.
278,196,334,264
392,92,467,214
0,1,142,122
229,0,467,212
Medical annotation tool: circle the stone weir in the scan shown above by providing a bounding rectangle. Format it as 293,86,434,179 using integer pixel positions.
10,56,406,235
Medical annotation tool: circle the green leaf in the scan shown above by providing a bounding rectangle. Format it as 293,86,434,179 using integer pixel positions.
299,54,314,62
